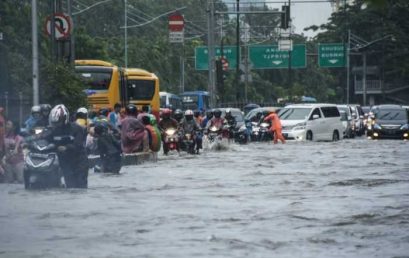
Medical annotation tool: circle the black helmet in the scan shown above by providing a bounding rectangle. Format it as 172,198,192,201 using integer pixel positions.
194,110,201,118
205,109,213,118
94,123,106,136
40,104,52,116
213,109,222,118
174,109,183,120
141,115,151,125
99,108,110,117
125,104,138,116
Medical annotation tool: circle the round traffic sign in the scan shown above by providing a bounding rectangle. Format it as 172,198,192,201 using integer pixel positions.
45,13,72,40
168,13,184,32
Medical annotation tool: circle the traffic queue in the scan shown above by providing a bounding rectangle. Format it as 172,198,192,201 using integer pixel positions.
0,102,408,190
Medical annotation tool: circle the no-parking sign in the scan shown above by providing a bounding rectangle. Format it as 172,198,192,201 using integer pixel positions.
45,13,72,40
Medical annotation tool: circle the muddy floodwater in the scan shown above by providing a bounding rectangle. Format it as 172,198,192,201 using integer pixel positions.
1,139,409,258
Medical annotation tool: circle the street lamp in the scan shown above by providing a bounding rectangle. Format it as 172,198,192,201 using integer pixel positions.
347,31,394,106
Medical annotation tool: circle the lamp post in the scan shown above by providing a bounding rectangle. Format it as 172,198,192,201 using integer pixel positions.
348,33,394,106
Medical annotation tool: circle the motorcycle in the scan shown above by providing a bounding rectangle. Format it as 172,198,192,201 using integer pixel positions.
23,138,65,189
234,124,249,144
179,130,197,154
251,121,272,142
163,127,179,154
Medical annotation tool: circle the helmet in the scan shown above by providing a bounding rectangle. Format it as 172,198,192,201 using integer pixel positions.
31,105,41,114
40,104,52,115
174,109,183,120
213,109,222,118
206,109,213,118
77,107,88,115
49,104,69,126
141,115,151,125
99,108,110,117
125,104,138,116
162,108,172,119
94,123,107,136
185,109,194,121
225,108,232,117
194,110,201,118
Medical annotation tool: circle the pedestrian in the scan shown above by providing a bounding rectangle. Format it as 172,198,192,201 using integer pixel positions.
263,110,286,144
0,107,5,158
109,103,122,129
2,120,24,183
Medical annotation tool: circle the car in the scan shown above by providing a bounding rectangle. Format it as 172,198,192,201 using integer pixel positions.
278,103,344,141
243,103,260,115
337,105,355,138
244,107,281,123
370,105,409,140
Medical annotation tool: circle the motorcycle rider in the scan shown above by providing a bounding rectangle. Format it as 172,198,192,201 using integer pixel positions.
40,104,89,188
94,123,122,173
158,108,179,154
263,110,286,144
206,109,225,131
180,110,202,154
120,104,148,153
108,103,122,129
75,107,89,129
24,105,42,131
173,109,184,124
39,104,52,127
224,109,237,139
193,110,203,127
201,109,213,128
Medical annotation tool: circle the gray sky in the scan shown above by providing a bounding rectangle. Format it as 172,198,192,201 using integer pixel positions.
267,0,334,38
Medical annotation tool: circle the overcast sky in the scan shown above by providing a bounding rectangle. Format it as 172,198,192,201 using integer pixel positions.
267,0,334,38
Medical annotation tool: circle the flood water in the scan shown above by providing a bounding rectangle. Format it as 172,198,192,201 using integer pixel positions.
1,139,409,258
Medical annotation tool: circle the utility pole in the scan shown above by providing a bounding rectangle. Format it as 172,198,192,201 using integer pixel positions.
346,29,350,104
124,0,128,68
236,0,240,102
362,51,367,106
32,0,39,105
207,0,216,107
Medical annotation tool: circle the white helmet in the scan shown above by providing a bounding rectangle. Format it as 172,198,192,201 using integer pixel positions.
184,109,194,116
31,105,41,114
49,104,70,126
77,107,88,115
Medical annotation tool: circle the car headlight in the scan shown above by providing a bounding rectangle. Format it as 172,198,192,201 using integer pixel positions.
373,124,382,130
400,124,409,130
260,123,269,128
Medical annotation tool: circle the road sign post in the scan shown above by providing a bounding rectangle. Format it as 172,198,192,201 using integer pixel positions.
45,13,72,40
318,43,345,68
169,13,184,43
249,44,306,69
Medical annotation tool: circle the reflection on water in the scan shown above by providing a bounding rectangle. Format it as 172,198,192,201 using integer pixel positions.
1,139,408,257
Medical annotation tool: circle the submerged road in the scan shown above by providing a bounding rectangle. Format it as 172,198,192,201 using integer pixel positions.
1,139,408,258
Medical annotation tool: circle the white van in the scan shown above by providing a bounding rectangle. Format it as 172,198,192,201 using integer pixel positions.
278,104,344,141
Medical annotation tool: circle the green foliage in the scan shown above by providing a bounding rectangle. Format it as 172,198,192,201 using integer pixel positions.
41,62,87,113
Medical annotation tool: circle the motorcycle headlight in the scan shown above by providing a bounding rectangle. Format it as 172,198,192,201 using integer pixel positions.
34,128,44,135
210,126,218,132
373,124,382,130
400,124,409,130
166,129,176,135
260,123,269,128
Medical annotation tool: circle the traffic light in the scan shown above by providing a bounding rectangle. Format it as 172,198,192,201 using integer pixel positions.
281,5,290,29
216,60,224,85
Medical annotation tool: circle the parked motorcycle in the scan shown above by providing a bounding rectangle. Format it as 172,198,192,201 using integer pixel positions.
23,139,65,189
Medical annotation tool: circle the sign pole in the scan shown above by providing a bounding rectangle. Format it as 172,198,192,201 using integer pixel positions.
346,29,351,104
32,0,39,105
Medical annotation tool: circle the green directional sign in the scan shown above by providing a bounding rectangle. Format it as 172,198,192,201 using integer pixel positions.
318,43,345,68
249,44,306,69
195,46,238,70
